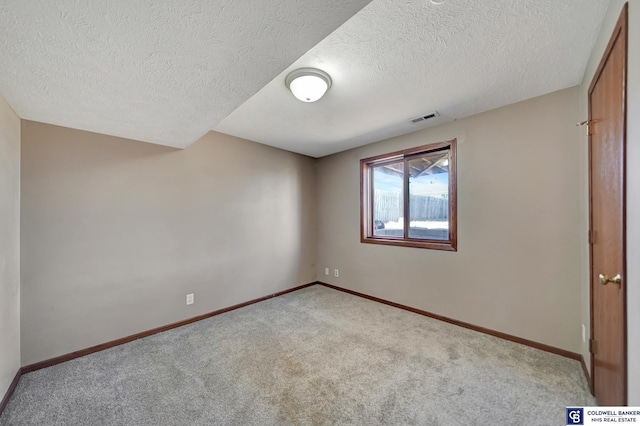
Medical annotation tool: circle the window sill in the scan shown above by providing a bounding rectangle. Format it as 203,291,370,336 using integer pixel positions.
361,236,457,251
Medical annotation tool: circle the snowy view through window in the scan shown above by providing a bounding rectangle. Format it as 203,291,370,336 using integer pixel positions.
372,151,449,240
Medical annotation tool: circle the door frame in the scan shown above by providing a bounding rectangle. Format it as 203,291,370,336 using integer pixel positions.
588,2,628,403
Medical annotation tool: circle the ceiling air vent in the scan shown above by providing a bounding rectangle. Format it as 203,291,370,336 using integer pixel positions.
410,111,439,124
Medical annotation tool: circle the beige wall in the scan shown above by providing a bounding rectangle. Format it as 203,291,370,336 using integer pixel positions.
0,95,20,397
580,0,639,404
317,87,584,353
20,122,317,365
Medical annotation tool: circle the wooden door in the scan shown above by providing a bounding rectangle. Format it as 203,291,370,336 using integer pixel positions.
589,3,627,406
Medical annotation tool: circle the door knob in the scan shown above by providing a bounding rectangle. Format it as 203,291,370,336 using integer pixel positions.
599,273,622,287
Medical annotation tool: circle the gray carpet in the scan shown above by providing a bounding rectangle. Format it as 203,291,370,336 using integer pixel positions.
1,285,594,425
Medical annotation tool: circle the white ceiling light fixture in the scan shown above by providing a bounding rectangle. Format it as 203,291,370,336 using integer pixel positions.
285,68,332,102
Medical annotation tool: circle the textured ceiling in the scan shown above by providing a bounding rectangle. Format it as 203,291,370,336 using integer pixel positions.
0,0,371,148
0,0,610,156
216,0,610,157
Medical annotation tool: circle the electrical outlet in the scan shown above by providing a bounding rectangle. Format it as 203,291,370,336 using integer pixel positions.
324,267,329,275
186,293,194,305
334,269,339,277
582,324,586,343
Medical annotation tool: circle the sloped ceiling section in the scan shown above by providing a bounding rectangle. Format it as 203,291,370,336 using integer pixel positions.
0,0,371,148
216,0,610,157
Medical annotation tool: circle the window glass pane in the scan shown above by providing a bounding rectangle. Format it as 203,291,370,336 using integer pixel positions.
372,161,404,237
408,151,449,240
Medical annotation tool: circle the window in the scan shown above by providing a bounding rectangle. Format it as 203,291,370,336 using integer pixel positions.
360,139,457,251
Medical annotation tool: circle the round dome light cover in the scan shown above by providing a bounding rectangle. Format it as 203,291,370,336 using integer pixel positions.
285,68,332,102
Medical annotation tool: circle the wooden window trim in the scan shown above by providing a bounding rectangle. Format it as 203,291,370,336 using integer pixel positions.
360,139,457,251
